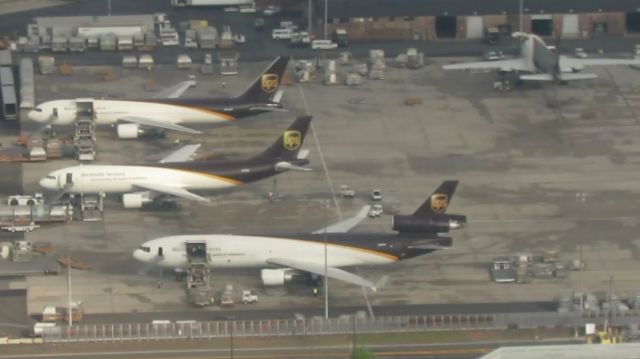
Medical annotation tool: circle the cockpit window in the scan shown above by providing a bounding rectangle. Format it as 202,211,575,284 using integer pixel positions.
46,175,55,180
139,246,150,253
33,108,43,112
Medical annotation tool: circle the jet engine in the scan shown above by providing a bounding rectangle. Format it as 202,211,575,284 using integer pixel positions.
392,214,466,234
122,193,153,208
260,269,295,286
117,124,141,139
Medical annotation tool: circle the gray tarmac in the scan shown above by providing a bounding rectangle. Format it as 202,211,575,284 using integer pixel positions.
11,57,640,318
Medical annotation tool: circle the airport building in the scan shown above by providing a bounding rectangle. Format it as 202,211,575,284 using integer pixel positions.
309,0,640,41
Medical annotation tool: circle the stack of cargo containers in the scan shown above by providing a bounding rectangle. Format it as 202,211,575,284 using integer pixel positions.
0,51,18,120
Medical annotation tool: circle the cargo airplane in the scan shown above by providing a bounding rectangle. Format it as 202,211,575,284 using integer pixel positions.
38,116,312,208
133,181,466,289
443,32,640,82
28,57,290,138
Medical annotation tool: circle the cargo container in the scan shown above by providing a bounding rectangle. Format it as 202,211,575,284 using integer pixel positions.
68,37,86,52
197,27,218,49
0,49,11,66
122,55,137,68
138,54,154,69
0,67,14,86
99,35,116,51
117,37,133,51
1,85,18,120
51,37,68,52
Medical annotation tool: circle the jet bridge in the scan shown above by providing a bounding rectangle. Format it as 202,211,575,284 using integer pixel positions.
185,241,215,306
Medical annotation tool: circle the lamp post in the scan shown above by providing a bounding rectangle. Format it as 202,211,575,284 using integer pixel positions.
324,0,328,40
324,199,329,319
519,0,523,32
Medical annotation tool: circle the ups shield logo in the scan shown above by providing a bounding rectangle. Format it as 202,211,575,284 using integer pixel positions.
283,130,301,151
261,74,279,93
430,194,448,213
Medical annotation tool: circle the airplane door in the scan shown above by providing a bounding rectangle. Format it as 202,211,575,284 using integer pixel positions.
157,247,164,258
65,173,73,186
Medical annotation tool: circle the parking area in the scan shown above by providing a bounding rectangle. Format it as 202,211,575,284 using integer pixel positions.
8,56,640,317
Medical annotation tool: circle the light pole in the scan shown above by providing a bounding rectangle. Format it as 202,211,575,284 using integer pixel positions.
308,0,312,36
324,0,328,40
575,192,587,312
519,0,523,32
324,199,329,319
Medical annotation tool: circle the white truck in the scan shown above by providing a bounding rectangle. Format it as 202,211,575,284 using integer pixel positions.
7,193,44,206
241,290,258,304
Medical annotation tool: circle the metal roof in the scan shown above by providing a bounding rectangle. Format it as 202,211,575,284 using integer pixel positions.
323,0,640,18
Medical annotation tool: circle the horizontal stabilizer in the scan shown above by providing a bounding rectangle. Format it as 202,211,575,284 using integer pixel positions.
159,144,201,163
297,149,310,160
272,89,284,104
313,205,371,234
275,161,311,172
558,72,598,81
152,79,196,99
518,73,554,81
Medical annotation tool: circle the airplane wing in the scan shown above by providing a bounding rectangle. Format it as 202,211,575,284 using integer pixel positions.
266,258,377,289
133,182,209,202
159,144,201,163
151,79,197,99
119,117,202,134
443,58,533,72
312,205,371,234
560,56,640,72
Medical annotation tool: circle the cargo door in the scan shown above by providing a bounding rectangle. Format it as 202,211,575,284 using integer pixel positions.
562,14,579,38
466,16,483,39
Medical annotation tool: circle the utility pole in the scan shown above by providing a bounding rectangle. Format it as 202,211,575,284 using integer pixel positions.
324,200,329,319
230,321,234,359
519,0,523,32
324,0,328,40
308,0,312,35
107,0,111,16
67,251,72,326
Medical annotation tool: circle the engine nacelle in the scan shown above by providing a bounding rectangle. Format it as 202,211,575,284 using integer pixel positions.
122,193,152,208
260,269,294,286
392,214,466,234
117,124,141,139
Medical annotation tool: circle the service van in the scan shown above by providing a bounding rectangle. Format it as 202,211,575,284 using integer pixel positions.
272,28,293,40
311,39,338,50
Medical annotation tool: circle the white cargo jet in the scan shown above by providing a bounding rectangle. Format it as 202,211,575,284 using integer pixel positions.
133,181,466,289
28,57,290,138
38,116,312,208
443,32,640,81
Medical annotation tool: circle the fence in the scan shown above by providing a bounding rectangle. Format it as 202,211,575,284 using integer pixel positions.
41,310,640,343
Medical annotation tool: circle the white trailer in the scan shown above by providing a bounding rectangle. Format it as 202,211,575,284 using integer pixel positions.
77,26,145,38
172,0,254,6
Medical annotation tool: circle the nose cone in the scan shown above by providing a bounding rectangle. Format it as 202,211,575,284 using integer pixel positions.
39,177,55,190
133,249,145,262
28,109,46,122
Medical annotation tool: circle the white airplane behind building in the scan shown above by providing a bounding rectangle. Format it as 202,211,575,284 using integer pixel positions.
443,32,640,82
28,57,290,138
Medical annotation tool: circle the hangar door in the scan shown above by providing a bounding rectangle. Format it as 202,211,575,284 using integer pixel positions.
466,16,483,39
562,14,579,38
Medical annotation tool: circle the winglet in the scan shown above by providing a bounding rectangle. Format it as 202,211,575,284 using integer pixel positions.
159,144,201,163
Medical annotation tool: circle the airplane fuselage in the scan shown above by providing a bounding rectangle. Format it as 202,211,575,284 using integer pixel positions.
38,158,296,194
134,234,435,269
29,99,241,126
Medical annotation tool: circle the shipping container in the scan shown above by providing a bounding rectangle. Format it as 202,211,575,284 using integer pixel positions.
0,67,14,86
1,85,18,120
